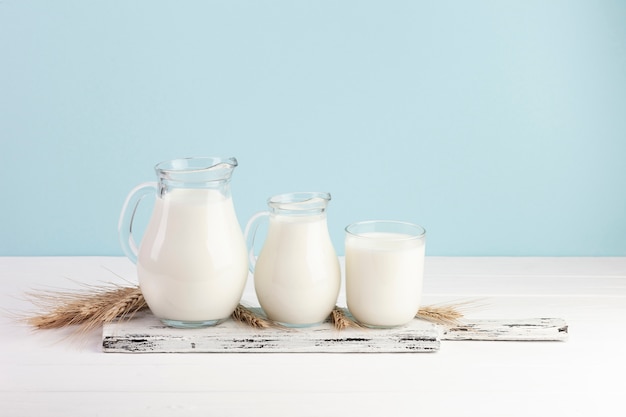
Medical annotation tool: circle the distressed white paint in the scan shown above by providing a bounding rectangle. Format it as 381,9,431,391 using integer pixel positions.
443,318,568,341
102,312,567,353
102,310,440,353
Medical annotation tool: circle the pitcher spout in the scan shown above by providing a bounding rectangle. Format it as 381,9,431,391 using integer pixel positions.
155,156,238,190
268,191,331,216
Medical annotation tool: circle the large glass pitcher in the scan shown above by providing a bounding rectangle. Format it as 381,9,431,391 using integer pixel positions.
244,192,341,327
118,157,248,328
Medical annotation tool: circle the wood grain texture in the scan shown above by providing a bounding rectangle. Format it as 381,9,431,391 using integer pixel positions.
443,318,569,341
102,310,441,353
102,310,568,353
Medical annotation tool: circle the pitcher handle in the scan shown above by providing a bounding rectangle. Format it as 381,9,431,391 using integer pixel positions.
118,182,157,264
243,211,269,273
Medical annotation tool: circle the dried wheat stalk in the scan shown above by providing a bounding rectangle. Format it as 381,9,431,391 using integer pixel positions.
329,303,468,330
416,300,481,325
231,304,274,329
330,306,362,330
25,284,148,334
417,305,465,325
24,284,275,332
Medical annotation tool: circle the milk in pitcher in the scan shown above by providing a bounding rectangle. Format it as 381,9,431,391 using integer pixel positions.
254,213,341,325
245,192,341,327
137,188,248,324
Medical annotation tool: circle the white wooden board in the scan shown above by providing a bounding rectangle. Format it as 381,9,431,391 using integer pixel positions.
102,310,568,353
102,310,441,353
443,318,569,341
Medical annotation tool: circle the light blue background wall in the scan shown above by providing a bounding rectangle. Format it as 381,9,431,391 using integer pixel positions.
1,1,625,256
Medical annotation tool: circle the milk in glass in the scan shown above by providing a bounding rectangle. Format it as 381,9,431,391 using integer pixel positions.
345,225,426,328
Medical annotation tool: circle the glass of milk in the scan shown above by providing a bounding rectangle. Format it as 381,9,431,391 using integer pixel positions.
345,220,426,328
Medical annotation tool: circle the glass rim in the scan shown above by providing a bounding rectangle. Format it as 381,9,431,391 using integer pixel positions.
267,191,331,215
155,156,238,174
345,220,426,240
268,191,331,205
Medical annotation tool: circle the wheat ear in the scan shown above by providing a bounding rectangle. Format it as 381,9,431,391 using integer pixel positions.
231,304,274,329
329,306,363,330
25,284,148,334
417,305,464,325
416,300,482,325
329,304,468,329
24,284,275,332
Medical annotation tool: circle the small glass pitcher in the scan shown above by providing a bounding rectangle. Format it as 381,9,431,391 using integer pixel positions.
118,157,249,328
244,192,341,327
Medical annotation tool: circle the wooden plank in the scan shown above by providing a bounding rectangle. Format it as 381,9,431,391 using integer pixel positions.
102,310,441,353
102,311,569,353
442,318,569,341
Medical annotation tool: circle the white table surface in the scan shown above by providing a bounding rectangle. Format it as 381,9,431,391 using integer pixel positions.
1,256,625,417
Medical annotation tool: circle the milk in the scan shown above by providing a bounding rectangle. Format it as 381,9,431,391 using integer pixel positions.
345,232,425,328
137,188,248,324
254,214,341,326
